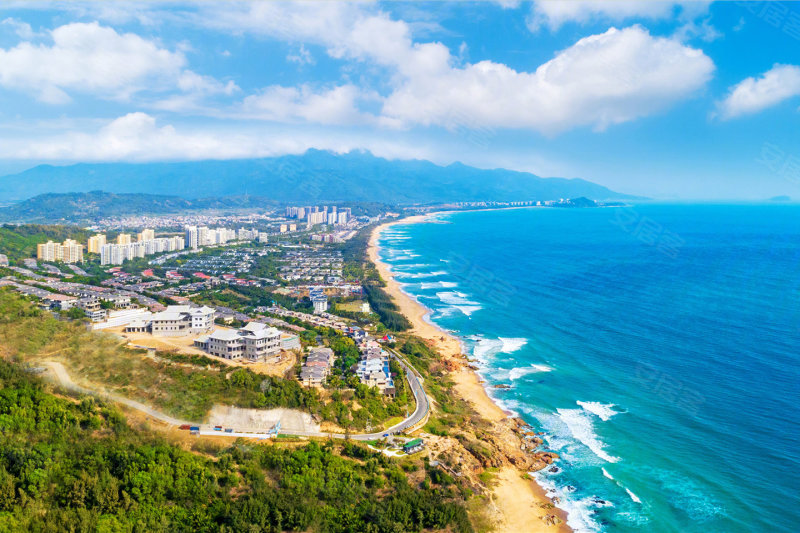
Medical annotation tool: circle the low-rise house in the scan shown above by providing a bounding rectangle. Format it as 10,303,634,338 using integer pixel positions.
299,347,334,387
240,322,282,361
100,294,132,309
402,438,424,454
150,305,215,336
356,339,395,395
94,308,152,330
43,293,78,310
76,296,106,322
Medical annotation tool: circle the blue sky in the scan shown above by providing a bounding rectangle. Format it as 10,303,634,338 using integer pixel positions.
0,1,799,200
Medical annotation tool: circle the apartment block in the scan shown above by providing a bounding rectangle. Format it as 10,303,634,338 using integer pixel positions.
87,234,107,254
36,239,84,264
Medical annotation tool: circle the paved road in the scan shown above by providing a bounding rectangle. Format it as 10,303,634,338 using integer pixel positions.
42,351,431,442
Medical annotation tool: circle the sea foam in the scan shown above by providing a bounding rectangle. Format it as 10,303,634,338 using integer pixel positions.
471,336,531,361
533,472,606,533
419,281,458,289
626,488,642,504
436,291,482,316
509,363,553,380
557,408,620,463
577,401,619,422
395,270,448,279
499,337,528,354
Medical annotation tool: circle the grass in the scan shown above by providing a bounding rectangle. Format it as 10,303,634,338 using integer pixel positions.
335,300,366,312
381,415,405,429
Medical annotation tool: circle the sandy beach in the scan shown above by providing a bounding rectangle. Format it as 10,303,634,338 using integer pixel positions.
368,216,570,532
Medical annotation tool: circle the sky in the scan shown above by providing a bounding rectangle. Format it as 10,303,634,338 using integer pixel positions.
0,1,799,200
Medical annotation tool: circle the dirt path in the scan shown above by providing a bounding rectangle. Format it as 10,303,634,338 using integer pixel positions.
44,361,192,427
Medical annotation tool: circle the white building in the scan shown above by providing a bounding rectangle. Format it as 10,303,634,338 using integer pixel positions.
93,308,153,330
137,229,155,242
194,322,281,361
299,347,334,387
100,237,184,265
280,333,300,350
309,287,328,314
185,225,199,249
87,234,106,254
138,305,216,337
37,239,84,263
356,340,395,395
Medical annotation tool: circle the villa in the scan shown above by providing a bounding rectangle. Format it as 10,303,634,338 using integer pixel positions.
194,322,282,361
123,304,215,337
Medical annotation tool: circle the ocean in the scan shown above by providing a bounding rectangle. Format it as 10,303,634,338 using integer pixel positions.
377,204,800,533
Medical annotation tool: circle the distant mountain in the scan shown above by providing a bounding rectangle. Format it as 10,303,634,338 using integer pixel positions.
0,191,274,223
0,149,633,204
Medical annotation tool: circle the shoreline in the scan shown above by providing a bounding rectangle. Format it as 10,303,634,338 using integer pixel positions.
367,214,571,532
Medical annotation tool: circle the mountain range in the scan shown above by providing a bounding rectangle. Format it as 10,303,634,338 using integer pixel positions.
0,150,631,207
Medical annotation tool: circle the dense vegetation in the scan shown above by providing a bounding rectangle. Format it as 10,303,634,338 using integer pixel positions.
0,359,473,532
0,224,96,264
399,338,472,437
0,191,277,224
364,284,411,331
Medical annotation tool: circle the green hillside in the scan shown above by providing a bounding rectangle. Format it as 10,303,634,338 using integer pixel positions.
0,191,276,224
0,224,96,264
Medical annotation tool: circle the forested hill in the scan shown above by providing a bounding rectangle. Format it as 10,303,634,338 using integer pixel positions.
0,149,632,204
0,290,473,533
0,191,273,223
0,224,96,263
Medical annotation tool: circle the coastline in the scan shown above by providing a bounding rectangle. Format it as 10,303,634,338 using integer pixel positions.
367,215,571,532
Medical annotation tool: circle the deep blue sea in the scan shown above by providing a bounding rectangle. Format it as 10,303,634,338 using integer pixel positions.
377,204,800,533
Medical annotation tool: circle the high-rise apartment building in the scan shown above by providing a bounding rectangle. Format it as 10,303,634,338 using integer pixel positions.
37,239,84,263
87,234,106,254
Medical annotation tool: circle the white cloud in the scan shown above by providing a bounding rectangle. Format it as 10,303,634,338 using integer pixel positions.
0,112,437,163
381,26,714,134
526,1,711,31
1,17,38,39
241,84,374,125
495,1,522,9
0,21,232,105
0,22,183,102
287,44,314,65
202,3,713,134
717,64,800,119
177,71,238,96
197,2,416,71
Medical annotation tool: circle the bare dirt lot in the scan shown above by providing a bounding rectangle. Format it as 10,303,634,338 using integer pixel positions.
208,404,320,434
109,326,298,377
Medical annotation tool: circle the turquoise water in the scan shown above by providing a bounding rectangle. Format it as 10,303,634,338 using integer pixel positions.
377,205,800,533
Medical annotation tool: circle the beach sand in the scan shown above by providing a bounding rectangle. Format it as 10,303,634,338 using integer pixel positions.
368,217,570,532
